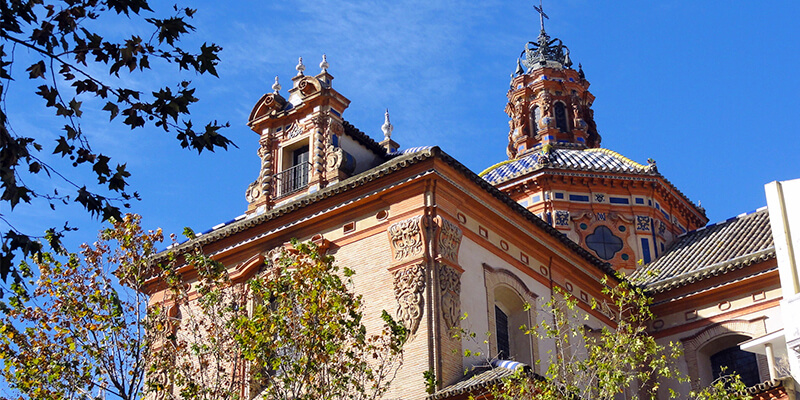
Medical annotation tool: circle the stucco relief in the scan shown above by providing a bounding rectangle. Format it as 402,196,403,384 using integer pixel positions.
437,217,462,263
439,264,461,331
393,263,426,335
388,215,426,261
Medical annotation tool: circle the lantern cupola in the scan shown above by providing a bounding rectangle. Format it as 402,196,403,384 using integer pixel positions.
505,3,601,159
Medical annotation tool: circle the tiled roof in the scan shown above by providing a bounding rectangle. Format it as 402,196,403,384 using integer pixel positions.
480,147,652,185
747,377,792,397
342,120,388,157
391,146,435,156
632,208,775,293
479,146,706,222
154,147,615,277
429,360,534,400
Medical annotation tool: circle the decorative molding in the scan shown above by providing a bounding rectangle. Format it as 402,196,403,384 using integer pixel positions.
439,263,461,332
312,116,326,175
482,263,539,301
437,217,462,263
388,216,426,262
393,263,426,335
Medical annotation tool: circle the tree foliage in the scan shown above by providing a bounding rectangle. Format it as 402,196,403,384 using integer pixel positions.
0,215,405,400
0,0,232,287
0,214,167,399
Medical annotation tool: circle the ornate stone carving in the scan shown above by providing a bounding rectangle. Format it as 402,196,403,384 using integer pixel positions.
325,145,344,172
245,182,260,203
437,218,462,263
286,122,302,139
540,91,553,117
327,117,344,139
393,263,426,335
388,216,426,261
258,246,285,277
439,264,461,331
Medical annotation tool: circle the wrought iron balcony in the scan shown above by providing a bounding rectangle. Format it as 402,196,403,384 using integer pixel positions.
272,162,309,199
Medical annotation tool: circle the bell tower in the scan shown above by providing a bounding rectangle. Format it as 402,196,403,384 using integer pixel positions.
505,4,600,159
483,3,707,272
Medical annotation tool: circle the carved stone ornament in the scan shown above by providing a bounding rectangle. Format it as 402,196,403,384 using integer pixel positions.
388,215,426,261
437,218,462,263
327,117,344,137
325,145,344,172
286,122,303,139
393,263,426,335
258,246,284,277
245,182,260,203
439,264,461,331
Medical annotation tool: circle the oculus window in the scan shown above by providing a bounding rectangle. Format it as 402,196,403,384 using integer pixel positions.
585,225,623,260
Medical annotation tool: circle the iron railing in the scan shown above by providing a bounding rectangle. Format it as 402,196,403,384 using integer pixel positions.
272,162,309,199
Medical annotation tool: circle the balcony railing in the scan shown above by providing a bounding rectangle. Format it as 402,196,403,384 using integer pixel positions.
272,162,309,199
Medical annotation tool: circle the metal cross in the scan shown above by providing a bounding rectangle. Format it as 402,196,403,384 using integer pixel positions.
534,0,549,32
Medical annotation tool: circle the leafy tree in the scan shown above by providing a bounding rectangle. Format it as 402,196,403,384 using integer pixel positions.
0,0,232,287
0,214,169,399
157,239,407,400
456,274,751,400
0,215,405,400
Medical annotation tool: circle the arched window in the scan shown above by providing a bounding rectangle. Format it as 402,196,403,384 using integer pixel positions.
530,106,540,135
554,102,568,133
695,333,765,389
493,286,533,365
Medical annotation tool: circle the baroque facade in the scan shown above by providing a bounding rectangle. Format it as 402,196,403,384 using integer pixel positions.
151,13,800,400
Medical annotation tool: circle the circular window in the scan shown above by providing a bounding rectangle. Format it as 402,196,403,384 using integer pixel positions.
579,223,588,230
618,225,626,232
585,226,624,260
621,253,630,261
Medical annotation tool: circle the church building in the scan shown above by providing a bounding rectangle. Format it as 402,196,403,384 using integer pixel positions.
152,8,800,400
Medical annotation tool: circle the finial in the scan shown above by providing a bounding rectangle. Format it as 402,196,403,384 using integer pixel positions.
271,76,281,93
381,109,394,140
578,63,585,79
296,57,305,76
534,0,549,33
515,58,525,76
319,54,329,73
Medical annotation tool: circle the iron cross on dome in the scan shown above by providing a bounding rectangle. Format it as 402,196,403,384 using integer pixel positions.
534,0,549,32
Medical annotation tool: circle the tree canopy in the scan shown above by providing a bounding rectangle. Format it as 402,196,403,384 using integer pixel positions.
0,0,232,288
0,215,406,400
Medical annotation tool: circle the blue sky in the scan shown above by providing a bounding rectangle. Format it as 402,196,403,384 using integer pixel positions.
6,0,800,251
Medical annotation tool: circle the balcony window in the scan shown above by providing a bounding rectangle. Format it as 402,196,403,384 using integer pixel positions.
274,147,309,199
